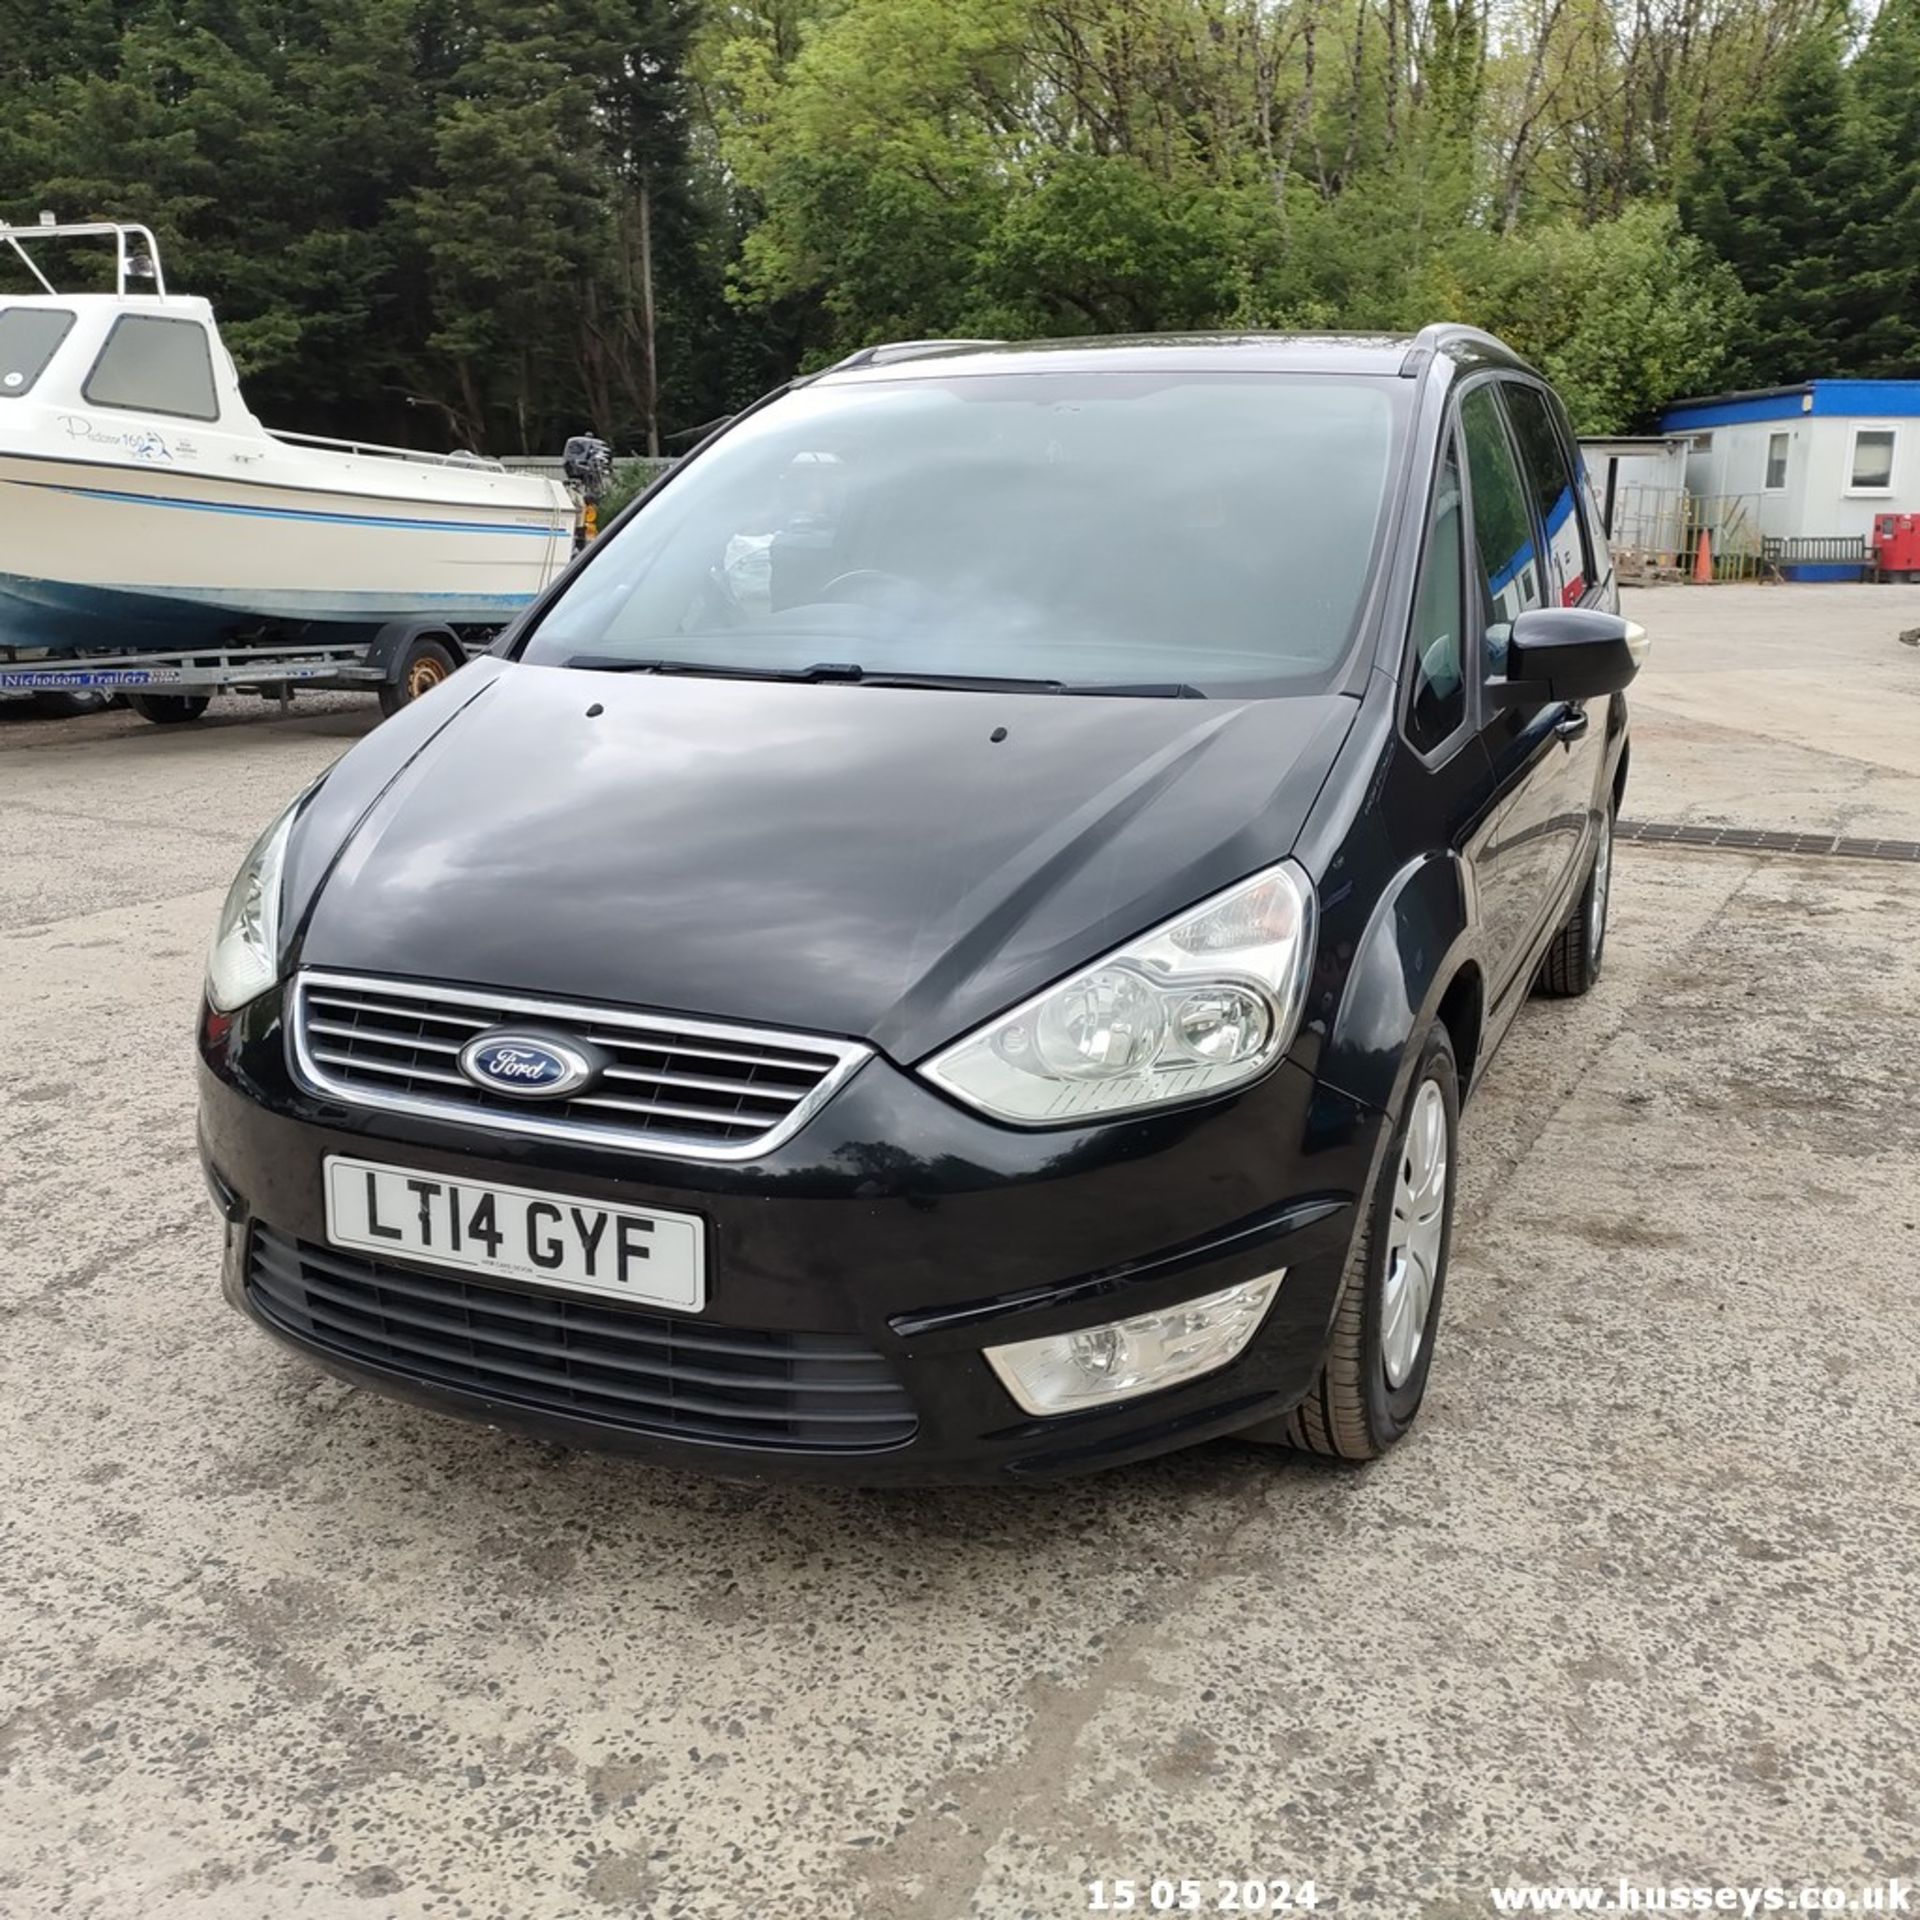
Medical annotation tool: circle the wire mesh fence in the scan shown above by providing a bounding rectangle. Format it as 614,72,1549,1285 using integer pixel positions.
1609,487,1769,581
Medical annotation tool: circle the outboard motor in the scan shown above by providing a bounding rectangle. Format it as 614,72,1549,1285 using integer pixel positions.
562,433,616,547
563,433,614,503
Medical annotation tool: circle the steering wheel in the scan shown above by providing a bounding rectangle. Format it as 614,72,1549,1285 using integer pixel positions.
818,569,915,607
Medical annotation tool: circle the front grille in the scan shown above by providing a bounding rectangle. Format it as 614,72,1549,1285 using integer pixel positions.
246,1227,918,1452
289,971,867,1161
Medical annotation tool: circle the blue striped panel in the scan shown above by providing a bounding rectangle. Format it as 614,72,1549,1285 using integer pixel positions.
15,478,563,537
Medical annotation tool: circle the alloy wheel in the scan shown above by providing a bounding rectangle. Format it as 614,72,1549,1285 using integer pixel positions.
1588,810,1613,966
1381,1078,1449,1389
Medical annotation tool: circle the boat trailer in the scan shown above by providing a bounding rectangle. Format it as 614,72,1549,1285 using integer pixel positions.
0,623,491,723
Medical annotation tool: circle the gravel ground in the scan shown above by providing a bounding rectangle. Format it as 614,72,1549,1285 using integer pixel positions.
2,587,1917,1919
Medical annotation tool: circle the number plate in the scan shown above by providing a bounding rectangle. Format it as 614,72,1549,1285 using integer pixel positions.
323,1155,705,1311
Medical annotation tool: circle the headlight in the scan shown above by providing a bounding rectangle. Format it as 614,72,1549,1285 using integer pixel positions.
922,861,1316,1124
204,797,302,1013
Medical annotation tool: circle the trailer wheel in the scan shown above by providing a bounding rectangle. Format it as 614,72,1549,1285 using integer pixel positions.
379,636,460,718
129,694,212,725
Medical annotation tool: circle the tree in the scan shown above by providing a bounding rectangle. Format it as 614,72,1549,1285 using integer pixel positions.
1682,34,1893,387
1851,0,1920,376
1,0,732,451
1462,202,1746,431
4,0,1902,445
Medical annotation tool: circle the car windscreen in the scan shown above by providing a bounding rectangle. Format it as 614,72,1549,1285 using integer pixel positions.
520,370,1404,696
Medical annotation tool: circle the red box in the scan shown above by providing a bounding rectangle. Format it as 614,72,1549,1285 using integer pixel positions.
1870,512,1920,572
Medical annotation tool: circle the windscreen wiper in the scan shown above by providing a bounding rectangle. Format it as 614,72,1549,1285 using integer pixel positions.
562,657,1208,697
563,657,1067,692
834,669,1067,693
847,670,1209,697
1073,681,1208,698
563,655,825,681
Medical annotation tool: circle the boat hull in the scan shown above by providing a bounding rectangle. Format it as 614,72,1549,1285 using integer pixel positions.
0,452,573,652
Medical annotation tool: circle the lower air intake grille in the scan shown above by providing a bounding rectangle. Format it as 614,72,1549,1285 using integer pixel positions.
247,1227,917,1452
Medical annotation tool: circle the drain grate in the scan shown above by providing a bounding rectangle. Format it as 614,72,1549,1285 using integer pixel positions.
1619,820,1920,864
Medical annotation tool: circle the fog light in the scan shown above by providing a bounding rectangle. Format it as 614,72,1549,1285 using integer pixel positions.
984,1273,1283,1417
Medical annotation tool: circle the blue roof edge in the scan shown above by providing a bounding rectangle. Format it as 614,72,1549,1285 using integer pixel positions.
1661,379,1920,430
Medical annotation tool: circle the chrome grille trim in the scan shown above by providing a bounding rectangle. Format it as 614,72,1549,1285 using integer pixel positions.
288,969,870,1162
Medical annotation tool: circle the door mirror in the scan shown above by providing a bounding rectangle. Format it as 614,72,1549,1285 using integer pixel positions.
1490,607,1648,705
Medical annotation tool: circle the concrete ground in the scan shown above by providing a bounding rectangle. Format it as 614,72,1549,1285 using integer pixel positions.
2,585,1918,1919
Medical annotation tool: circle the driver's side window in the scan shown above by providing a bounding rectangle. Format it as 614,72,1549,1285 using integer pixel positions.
1406,439,1467,753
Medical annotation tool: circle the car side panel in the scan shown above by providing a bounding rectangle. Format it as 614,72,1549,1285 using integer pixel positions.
1292,686,1500,1118
1498,378,1610,947
1476,703,1570,1007
1453,380,1584,1007
1301,360,1633,1121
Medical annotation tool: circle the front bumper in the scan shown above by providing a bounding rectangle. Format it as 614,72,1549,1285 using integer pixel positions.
199,987,1386,1484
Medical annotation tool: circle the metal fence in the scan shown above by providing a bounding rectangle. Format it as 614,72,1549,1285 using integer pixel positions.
1609,487,1770,581
500,454,675,486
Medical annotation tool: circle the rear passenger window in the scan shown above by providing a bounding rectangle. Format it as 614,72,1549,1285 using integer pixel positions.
1406,440,1467,752
1459,387,1542,672
1504,382,1594,605
0,306,75,396
82,314,219,421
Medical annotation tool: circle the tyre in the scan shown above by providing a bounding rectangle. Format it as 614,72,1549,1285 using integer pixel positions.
1537,804,1613,998
128,694,211,725
379,636,460,718
1251,1024,1460,1460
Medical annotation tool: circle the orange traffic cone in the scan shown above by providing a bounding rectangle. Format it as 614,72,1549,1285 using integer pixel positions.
1692,528,1714,583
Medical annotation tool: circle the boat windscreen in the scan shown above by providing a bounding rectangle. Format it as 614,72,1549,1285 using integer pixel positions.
0,307,76,398
81,313,221,422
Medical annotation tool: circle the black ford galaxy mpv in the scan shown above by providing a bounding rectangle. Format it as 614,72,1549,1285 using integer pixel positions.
199,327,1644,1482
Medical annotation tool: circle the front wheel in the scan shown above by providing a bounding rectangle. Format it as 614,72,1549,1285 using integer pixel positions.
128,694,211,725
1538,804,1613,998
1249,1024,1460,1460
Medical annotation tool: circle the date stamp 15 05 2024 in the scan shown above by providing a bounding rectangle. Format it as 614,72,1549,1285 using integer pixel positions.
1087,1880,1322,1913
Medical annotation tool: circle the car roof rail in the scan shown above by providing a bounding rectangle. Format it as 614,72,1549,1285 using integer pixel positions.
1399,322,1525,379
824,338,1005,372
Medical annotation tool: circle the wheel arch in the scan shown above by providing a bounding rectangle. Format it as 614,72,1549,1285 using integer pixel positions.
1312,848,1479,1119
1434,962,1486,1102
364,620,463,685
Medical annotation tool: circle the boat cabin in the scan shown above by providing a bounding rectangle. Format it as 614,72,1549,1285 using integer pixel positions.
1,220,258,435
0,218,575,656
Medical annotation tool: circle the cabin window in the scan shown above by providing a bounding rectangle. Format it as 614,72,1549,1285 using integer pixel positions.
81,314,220,421
1502,380,1596,605
1459,383,1543,673
1405,438,1468,753
1764,432,1790,491
0,306,76,397
1848,428,1896,494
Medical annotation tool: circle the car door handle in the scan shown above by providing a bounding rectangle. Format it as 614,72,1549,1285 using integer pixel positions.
1554,708,1589,744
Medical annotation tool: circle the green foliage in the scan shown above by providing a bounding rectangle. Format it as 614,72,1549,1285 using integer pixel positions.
1,0,1910,451
1460,204,1750,434
1849,0,1920,377
598,456,675,520
979,155,1252,334
0,0,714,452
1683,26,1920,384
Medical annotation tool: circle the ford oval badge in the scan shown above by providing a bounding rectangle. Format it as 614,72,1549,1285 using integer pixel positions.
457,1031,598,1100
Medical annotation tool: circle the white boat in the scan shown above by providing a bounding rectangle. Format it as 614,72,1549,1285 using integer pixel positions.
0,220,576,653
